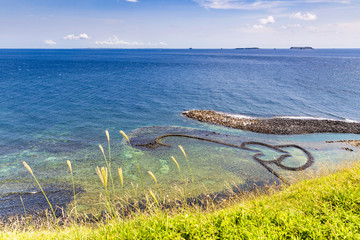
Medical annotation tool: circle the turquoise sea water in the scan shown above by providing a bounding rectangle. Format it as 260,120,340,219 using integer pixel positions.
0,49,360,215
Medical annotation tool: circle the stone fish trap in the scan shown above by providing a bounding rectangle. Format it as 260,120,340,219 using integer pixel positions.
129,126,314,182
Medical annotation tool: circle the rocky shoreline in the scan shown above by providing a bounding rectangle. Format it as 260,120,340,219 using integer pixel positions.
183,110,360,135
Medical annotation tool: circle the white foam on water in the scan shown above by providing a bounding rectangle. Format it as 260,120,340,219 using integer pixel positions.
217,111,256,119
275,116,359,123
275,116,331,121
345,119,359,123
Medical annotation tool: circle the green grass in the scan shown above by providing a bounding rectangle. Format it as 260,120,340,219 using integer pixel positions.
2,160,360,239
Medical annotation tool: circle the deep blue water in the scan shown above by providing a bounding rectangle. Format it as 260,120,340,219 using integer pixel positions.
1,49,359,146
1,49,360,214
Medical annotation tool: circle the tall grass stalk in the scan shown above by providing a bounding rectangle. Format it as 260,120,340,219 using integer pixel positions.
96,166,114,216
118,167,125,218
99,144,109,168
178,145,196,200
149,190,159,207
130,182,139,200
171,156,187,203
106,130,111,167
147,171,157,190
118,167,124,190
66,160,77,225
22,161,58,225
19,196,28,228
105,130,116,199
120,130,145,194
96,166,108,191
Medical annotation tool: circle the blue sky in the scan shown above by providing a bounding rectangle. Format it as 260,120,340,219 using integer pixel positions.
1,0,359,48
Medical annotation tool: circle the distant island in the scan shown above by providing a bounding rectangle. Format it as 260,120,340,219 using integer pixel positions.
290,47,314,50
235,47,260,50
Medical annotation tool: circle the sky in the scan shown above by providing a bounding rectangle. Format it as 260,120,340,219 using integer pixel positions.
0,0,360,48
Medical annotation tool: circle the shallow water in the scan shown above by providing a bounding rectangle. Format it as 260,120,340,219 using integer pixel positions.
0,49,360,215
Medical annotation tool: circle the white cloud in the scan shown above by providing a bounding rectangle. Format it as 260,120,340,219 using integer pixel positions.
305,21,360,34
230,23,274,32
195,0,287,10
251,16,275,30
44,40,56,45
292,12,318,21
195,0,349,10
282,24,301,29
252,24,265,29
64,33,90,40
303,0,349,3
95,36,169,47
95,35,145,46
126,0,138,2
259,16,275,25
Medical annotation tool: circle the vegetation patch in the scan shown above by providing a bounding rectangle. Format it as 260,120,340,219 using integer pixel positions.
2,160,360,239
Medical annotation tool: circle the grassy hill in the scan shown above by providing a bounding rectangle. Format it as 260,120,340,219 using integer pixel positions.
2,160,360,239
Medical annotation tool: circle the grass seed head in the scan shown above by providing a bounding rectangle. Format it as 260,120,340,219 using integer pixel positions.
149,190,159,206
148,171,157,184
99,144,105,155
120,130,130,143
171,156,181,172
105,130,110,143
67,160,72,173
23,161,33,175
178,145,187,158
118,167,124,188
96,166,108,189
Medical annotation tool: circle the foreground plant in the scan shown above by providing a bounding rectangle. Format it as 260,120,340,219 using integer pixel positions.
171,156,187,202
147,171,157,190
96,166,117,216
96,166,109,191
149,190,159,207
120,130,145,194
67,160,77,224
19,196,29,228
179,145,196,199
99,130,116,199
22,161,57,224
7,161,360,239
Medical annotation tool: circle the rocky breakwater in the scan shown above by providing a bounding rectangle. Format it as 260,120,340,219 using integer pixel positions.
183,110,360,135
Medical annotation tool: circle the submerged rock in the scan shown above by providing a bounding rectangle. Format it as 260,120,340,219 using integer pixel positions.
159,159,170,174
326,140,360,149
0,185,82,218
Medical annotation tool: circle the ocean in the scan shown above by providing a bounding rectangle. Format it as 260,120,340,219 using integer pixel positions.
1,49,360,215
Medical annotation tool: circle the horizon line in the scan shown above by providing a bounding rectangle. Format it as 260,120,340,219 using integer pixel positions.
1,47,360,50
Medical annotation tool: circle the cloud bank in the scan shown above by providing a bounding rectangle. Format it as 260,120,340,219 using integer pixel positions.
64,33,90,40
44,40,56,45
95,36,145,46
94,36,168,47
259,16,275,24
195,0,350,10
250,15,275,30
195,0,287,10
292,12,317,20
